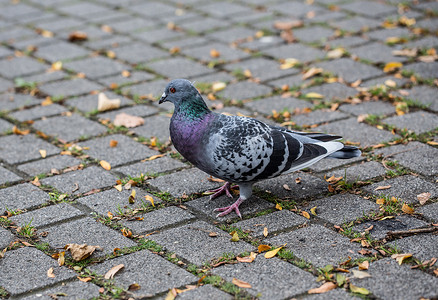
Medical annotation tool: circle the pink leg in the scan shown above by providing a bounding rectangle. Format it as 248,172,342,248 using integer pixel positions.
214,197,244,218
206,182,238,199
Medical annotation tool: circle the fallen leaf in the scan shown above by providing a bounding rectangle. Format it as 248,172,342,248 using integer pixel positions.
417,192,431,205
374,185,391,191
302,211,310,219
383,62,403,73
376,198,385,205
51,61,62,71
350,284,370,295
263,227,268,237
114,184,123,192
336,273,346,286
121,70,130,77
402,203,414,214
295,177,301,184
210,49,221,58
109,140,118,147
212,82,226,92
104,264,124,279
100,160,111,171
434,269,438,276
230,231,239,242
305,92,324,99
237,252,257,263
308,282,337,294
97,92,121,112
325,175,343,184
427,141,438,146
392,48,417,57
146,154,166,161
384,79,397,87
391,253,412,265
58,251,65,266
358,260,369,270
12,126,30,135
41,97,53,106
265,243,286,259
78,277,92,282
65,243,102,261
302,67,323,80
39,149,47,158
351,269,371,278
113,113,145,128
275,203,282,210
258,244,271,253
209,232,218,237
47,267,55,278
69,31,88,42
310,206,317,216
327,48,345,59
121,228,132,237
280,58,300,69
145,195,155,207
232,278,252,288
283,184,291,191
128,189,136,204
243,69,252,78
164,289,176,300
273,20,303,30
280,29,295,43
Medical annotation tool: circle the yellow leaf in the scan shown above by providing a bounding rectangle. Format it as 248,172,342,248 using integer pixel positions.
302,67,323,80
391,253,412,265
106,50,116,58
164,289,176,300
243,69,252,78
376,198,385,205
12,126,30,135
104,264,124,279
402,203,414,214
100,160,111,170
302,211,310,219
128,189,136,204
358,260,369,270
114,184,123,192
308,282,337,294
350,284,370,295
310,206,317,216
98,92,121,112
232,278,252,288
51,61,62,71
58,251,65,266
305,92,324,99
145,195,155,207
41,97,53,106
210,49,221,58
121,70,130,77
275,203,282,210
265,243,286,259
39,149,47,158
121,228,132,237
384,79,397,87
147,154,166,161
40,29,54,37
383,62,403,73
47,267,55,278
327,48,345,59
258,244,271,253
427,141,438,146
230,231,239,242
212,82,226,92
263,227,268,237
280,58,300,69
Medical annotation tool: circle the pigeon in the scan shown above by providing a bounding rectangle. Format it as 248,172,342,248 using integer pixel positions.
159,79,361,218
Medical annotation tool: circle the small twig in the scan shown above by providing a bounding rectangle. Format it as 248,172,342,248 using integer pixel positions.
387,227,438,238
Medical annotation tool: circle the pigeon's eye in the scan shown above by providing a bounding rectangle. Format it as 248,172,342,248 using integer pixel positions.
170,87,176,93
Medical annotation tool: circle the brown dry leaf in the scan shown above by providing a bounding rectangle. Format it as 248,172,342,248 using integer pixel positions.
145,195,155,207
98,92,121,112
374,185,391,191
146,154,166,161
383,62,403,73
236,252,257,263
357,114,368,123
265,243,286,259
295,177,301,184
210,49,221,58
391,253,413,265
121,70,130,77
109,140,118,148
350,284,370,295
434,269,438,276
427,141,438,146
58,251,65,266
325,175,343,184
31,176,41,187
41,97,53,106
78,276,92,282
358,260,369,270
164,289,176,300
327,48,345,59
209,232,218,237
302,67,323,80
273,20,303,30
128,189,136,204
308,282,337,294
283,184,291,191
65,243,102,261
280,29,295,43
104,264,124,279
100,160,111,171
330,103,340,111
169,46,180,54
243,69,252,78
417,192,431,205
121,228,132,238
113,113,145,128
392,48,417,57
69,31,88,42
263,227,268,237
258,244,271,253
12,126,30,135
128,283,141,291
402,203,414,214
39,149,47,158
232,278,252,288
302,211,310,219
0,248,6,259
47,267,55,278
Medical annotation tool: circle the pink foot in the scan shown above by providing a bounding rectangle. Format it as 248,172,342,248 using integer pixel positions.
206,182,238,199
214,198,243,218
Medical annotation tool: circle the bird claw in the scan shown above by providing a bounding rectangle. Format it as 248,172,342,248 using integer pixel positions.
214,198,243,218
207,182,237,200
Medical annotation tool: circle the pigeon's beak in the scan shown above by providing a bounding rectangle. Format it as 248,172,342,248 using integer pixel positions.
159,92,168,104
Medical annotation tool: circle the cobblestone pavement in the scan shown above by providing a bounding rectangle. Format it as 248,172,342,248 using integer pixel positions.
0,0,438,299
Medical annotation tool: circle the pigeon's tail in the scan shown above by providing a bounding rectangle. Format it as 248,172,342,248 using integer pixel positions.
327,145,361,159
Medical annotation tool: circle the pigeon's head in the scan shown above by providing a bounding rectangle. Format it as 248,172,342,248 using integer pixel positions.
159,79,199,106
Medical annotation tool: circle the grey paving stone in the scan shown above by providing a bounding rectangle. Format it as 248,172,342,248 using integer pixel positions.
310,155,365,173
0,56,47,79
32,114,107,142
113,42,168,64
233,210,308,238
316,118,398,146
415,18,438,32
191,72,235,86
98,105,159,122
239,36,284,51
316,58,383,83
383,110,438,134
83,34,132,51
65,92,133,113
9,103,67,121
363,175,438,204
42,217,136,256
0,166,22,185
330,16,382,33
20,70,69,85
267,224,362,267
133,114,171,143
418,202,438,222
0,183,50,211
307,194,380,225
148,168,221,198
97,71,154,88
183,42,249,63
263,44,325,62
366,27,415,42
374,142,438,176
122,79,169,100
41,166,117,195
404,62,438,79
35,17,84,32
340,1,397,17
121,206,195,234
224,57,299,82
213,255,318,300
10,202,84,228
57,2,112,18
115,156,187,177
294,26,334,43
127,2,176,17
292,110,349,127
326,161,387,182
349,258,438,300
77,188,160,216
405,36,438,50
148,220,253,265
304,288,361,300
186,194,274,221
89,249,197,295
35,41,89,62
110,17,155,33
64,56,130,80
20,281,101,300
0,134,59,164
198,1,251,17
255,172,328,201
210,27,256,44
133,28,184,44
301,82,358,101
340,101,395,116
0,227,14,249
361,76,409,89
351,42,407,63
325,36,370,48
161,36,210,50
219,81,271,100
0,247,77,297
175,285,233,300
146,57,214,79
353,215,429,240
39,78,103,98
269,1,326,17
400,85,438,112
0,77,13,93
267,74,310,89
244,96,313,116
17,155,81,176
79,134,158,167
